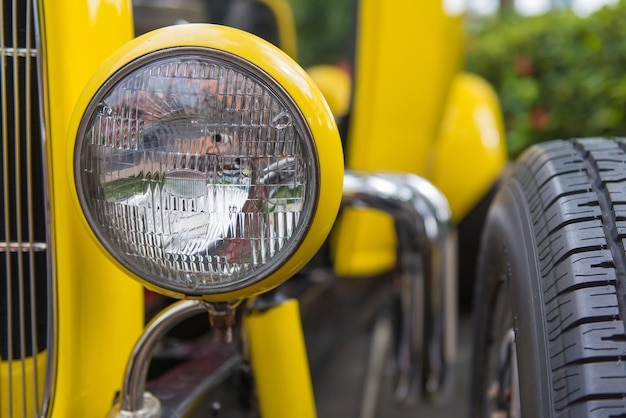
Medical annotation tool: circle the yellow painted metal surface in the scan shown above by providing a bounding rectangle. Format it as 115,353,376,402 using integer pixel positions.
306,64,352,119
0,352,46,417
347,0,463,174
333,0,465,277
331,208,396,277
245,299,316,418
429,73,507,223
65,24,343,302
38,1,144,417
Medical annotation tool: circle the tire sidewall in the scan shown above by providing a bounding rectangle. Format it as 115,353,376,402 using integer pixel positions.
472,175,553,418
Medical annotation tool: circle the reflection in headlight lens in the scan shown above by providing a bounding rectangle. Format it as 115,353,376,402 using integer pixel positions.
75,51,317,295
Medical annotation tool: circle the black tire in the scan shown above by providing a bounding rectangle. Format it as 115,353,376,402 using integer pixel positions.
471,138,626,418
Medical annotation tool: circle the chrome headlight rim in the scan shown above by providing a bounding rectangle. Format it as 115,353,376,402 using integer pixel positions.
73,46,321,297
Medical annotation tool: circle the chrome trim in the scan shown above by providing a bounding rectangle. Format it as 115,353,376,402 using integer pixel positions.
0,242,47,252
342,171,457,404
0,47,38,57
0,0,12,414
33,0,57,414
1,0,53,415
111,300,212,416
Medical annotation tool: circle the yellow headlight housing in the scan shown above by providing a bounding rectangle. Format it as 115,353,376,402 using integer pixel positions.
69,25,343,301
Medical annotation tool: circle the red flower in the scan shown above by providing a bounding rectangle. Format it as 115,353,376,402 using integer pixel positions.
515,55,534,77
530,107,550,131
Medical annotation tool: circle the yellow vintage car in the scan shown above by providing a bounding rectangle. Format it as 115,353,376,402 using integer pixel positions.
0,0,519,417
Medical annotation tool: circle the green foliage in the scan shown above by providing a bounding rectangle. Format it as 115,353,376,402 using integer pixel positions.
465,1,626,158
289,0,353,68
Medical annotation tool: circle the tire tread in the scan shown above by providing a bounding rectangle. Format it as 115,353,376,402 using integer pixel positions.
514,138,626,416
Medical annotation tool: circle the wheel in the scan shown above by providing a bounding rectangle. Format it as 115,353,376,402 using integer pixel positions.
471,138,626,418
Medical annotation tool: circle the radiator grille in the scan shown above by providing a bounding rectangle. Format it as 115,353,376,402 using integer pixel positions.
1,0,51,416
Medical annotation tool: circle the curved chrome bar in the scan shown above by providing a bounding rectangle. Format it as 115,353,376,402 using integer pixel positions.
342,171,457,404
113,299,211,416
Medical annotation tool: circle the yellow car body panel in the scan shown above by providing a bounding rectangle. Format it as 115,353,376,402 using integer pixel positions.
38,1,144,417
347,0,463,175
331,208,397,278
332,1,505,277
306,64,352,119
429,72,507,223
245,299,316,418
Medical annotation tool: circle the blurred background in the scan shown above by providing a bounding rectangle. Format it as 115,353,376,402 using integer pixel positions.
465,0,626,157
133,0,626,160
291,0,626,159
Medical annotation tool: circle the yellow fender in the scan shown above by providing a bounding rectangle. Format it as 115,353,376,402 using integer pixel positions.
428,72,507,223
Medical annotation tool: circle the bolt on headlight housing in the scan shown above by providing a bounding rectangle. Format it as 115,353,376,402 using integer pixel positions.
70,25,343,300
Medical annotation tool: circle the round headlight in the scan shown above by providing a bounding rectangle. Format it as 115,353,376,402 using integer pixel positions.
74,44,323,297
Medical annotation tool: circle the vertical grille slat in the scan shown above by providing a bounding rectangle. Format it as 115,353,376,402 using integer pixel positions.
1,0,50,417
14,0,29,415
24,1,40,414
0,2,15,415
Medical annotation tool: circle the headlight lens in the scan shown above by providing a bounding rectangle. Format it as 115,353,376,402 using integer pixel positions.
74,48,318,296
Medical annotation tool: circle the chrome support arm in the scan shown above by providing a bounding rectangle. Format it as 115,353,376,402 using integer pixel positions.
108,299,211,418
342,171,457,404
